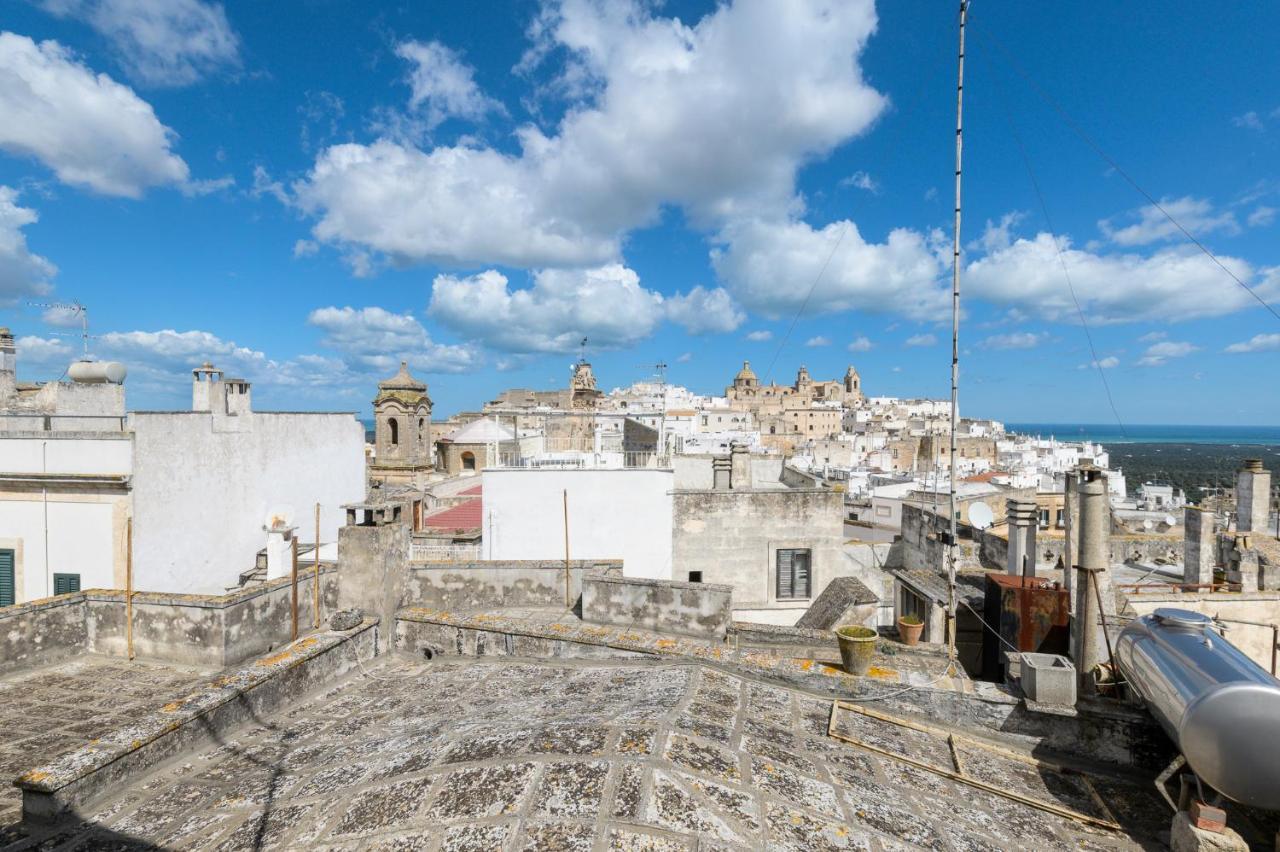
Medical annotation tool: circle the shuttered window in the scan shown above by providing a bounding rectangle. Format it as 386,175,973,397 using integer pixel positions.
53,572,80,596
775,549,811,600
0,550,13,607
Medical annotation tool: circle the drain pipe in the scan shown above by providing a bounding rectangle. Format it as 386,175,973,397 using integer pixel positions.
42,440,50,598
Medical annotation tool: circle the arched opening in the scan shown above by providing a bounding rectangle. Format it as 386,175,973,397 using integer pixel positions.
389,418,399,445
462,451,476,471
418,417,425,446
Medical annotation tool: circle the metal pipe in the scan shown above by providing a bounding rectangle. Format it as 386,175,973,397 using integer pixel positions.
1073,469,1108,688
313,503,321,629
1116,608,1280,810
125,517,134,661
290,535,299,641
563,489,570,609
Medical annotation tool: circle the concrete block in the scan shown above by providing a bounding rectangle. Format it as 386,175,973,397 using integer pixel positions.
1020,653,1076,707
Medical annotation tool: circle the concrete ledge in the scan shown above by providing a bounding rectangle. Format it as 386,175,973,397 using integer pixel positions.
15,619,378,823
581,572,733,639
729,620,833,647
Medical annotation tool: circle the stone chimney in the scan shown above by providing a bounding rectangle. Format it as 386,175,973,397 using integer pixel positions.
192,362,224,413
1236,459,1270,534
1183,505,1215,586
1005,499,1039,578
1072,467,1114,695
729,443,751,490
0,327,15,403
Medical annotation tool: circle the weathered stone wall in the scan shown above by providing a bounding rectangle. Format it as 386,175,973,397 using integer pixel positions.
0,594,88,676
1,566,339,673
671,488,843,613
580,572,733,639
405,560,622,611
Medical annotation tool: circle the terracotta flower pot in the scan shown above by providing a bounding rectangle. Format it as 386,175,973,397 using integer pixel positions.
897,618,924,647
836,625,877,675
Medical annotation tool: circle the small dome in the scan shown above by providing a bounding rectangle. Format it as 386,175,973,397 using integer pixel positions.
378,361,426,391
444,417,515,444
734,360,757,382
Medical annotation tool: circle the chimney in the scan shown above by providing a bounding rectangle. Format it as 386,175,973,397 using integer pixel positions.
264,522,295,580
1071,467,1112,695
730,443,751,490
1183,505,1216,586
0,327,15,402
1005,499,1039,579
1235,459,1270,534
192,362,224,413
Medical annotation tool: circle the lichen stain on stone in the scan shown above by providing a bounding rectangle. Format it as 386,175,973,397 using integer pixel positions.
866,666,897,679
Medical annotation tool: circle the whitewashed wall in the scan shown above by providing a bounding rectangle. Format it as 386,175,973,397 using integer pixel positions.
130,411,365,594
483,468,674,580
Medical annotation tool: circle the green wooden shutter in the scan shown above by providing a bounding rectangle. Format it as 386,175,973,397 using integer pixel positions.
0,550,13,607
53,572,80,596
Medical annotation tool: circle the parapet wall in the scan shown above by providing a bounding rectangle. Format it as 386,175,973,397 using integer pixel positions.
405,560,623,611
581,572,732,639
0,566,338,674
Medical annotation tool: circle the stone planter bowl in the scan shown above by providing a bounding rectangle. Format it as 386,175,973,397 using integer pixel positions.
836,625,877,676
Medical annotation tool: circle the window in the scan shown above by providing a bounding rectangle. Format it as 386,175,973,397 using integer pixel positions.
0,549,13,607
776,549,811,599
1038,509,1050,529
688,571,703,583
1055,509,1065,528
389,418,399,445
53,573,80,596
461,451,476,471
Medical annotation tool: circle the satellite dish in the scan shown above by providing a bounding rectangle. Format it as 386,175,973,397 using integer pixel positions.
1143,519,1154,531
969,502,994,530
264,504,295,531
1164,514,1177,527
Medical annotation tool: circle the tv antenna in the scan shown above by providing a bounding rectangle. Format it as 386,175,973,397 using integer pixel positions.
578,337,589,363
636,361,668,387
28,300,93,359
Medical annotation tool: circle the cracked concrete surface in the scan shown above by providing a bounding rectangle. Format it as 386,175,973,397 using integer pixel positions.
5,658,1163,851
0,657,209,845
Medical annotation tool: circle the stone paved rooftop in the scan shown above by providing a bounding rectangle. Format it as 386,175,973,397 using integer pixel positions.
0,657,209,842
8,657,1165,851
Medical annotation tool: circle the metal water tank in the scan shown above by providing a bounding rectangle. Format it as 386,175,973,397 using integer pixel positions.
67,360,127,384
1115,608,1280,810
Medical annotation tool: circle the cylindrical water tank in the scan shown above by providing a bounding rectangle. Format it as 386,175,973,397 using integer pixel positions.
68,360,127,384
1115,608,1280,810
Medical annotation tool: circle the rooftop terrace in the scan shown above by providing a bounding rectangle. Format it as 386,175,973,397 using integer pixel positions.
7,657,1166,851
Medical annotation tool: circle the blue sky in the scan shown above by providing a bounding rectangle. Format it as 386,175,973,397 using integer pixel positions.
0,0,1278,424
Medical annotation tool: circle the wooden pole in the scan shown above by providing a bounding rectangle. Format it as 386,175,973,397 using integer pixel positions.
313,503,321,629
125,517,134,661
290,534,299,641
563,489,570,609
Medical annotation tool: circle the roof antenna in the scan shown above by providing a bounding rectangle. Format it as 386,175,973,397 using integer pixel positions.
29,300,92,360
945,0,969,673
578,337,588,364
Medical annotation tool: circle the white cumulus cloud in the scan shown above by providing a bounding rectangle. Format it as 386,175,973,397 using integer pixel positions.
1137,340,1198,367
847,335,873,352
663,285,744,335
0,187,57,304
904,333,936,347
395,40,504,132
308,306,479,374
39,0,240,87
0,33,191,196
1225,333,1280,354
1078,356,1119,370
1098,196,1239,247
977,331,1043,350
805,335,830,347
744,330,772,342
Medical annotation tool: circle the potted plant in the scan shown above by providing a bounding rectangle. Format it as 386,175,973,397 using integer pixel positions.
836,625,877,675
897,614,924,647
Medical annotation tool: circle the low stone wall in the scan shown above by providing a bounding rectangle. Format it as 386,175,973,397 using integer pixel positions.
0,595,89,676
581,572,733,639
0,566,339,673
405,560,623,611
19,619,378,822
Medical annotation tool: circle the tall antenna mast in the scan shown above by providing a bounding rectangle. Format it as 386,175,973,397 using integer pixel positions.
946,0,969,668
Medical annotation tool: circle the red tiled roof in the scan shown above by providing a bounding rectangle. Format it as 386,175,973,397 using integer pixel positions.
962,471,1007,483
459,484,483,496
424,497,482,531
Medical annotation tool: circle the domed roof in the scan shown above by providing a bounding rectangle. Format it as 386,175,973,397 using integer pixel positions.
379,361,426,391
445,417,515,444
734,360,757,382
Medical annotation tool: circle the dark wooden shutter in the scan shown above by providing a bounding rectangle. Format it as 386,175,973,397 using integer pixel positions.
0,550,13,607
776,550,794,599
53,573,81,596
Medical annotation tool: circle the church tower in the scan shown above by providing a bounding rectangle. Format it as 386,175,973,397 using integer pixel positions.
843,365,862,401
373,362,433,477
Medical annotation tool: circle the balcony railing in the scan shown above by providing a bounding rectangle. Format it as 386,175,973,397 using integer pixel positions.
494,451,671,470
0,413,128,433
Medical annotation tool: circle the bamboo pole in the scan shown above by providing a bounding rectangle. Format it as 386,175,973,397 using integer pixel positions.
125,517,134,661
563,489,570,609
291,534,299,641
313,503,321,629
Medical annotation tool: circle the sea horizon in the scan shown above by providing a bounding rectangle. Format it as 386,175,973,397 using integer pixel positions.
1006,423,1280,446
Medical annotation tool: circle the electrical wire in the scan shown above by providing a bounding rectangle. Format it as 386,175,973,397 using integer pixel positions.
988,73,1129,438
970,21,1280,324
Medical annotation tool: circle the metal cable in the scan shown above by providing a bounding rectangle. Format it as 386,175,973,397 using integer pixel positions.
971,22,1280,324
